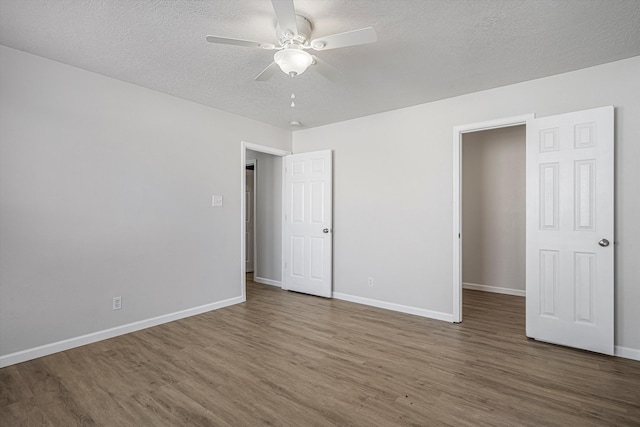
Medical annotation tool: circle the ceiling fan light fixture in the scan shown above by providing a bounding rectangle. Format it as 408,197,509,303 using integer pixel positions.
274,46,313,77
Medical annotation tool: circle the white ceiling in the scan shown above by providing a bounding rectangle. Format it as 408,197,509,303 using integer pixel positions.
1,0,639,130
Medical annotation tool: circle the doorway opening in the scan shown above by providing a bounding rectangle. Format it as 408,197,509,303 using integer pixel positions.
452,114,534,322
245,160,256,277
240,142,290,300
461,125,526,321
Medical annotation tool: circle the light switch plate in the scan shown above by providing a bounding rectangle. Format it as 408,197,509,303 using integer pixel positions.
212,195,223,207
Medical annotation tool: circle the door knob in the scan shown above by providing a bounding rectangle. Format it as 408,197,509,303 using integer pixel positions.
598,239,610,247
323,228,331,234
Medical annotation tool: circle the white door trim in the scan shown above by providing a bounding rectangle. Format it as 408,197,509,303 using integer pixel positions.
452,114,534,323
240,141,290,300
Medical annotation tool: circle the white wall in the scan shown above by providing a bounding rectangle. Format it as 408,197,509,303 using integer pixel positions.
245,149,282,284
462,126,525,295
0,46,291,362
293,56,640,354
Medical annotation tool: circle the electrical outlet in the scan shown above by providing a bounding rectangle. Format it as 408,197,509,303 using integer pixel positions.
367,277,374,287
112,296,122,310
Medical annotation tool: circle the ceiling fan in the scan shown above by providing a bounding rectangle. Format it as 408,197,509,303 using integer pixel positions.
206,0,377,81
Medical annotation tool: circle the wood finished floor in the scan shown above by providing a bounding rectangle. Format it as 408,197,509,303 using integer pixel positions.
1,280,639,426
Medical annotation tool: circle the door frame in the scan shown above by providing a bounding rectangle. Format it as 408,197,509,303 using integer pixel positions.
452,114,534,323
240,141,291,301
245,159,257,275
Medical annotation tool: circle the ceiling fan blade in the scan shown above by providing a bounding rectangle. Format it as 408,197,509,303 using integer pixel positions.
311,56,340,82
206,35,277,50
271,0,299,37
255,62,281,81
310,27,377,51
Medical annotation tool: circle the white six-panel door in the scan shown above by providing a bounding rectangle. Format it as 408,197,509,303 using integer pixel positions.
283,150,333,297
526,106,614,355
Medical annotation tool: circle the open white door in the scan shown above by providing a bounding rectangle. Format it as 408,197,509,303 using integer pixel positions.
526,106,614,355
283,150,333,297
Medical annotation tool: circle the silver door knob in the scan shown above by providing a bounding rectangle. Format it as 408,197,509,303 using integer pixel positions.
598,239,610,247
323,228,330,233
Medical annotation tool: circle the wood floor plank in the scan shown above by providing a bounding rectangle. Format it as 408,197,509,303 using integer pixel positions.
0,366,33,406
1,282,639,426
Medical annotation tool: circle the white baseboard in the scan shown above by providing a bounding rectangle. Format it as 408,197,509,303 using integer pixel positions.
254,277,282,287
332,292,453,323
0,295,245,368
4,291,636,367
615,346,640,361
463,282,526,297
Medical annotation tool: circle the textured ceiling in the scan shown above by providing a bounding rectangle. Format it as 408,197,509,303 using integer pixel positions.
1,0,639,130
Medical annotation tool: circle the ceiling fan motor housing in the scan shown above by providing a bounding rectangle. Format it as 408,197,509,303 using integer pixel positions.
276,14,312,46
